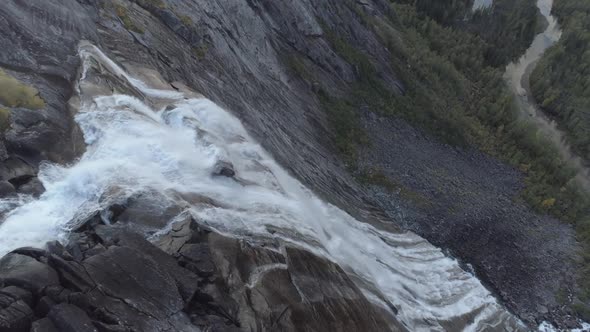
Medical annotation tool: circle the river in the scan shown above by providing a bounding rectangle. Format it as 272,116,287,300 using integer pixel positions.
472,0,493,11
504,0,590,189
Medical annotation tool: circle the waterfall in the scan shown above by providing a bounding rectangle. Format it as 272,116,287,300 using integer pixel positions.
0,43,527,331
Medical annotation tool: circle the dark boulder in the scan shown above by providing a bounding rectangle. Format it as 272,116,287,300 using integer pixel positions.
83,246,184,320
0,286,32,307
94,225,200,302
48,304,98,332
0,157,35,187
0,181,15,197
30,318,58,332
111,190,183,232
34,297,56,317
46,254,95,293
0,253,59,294
178,243,216,277
212,160,235,178
204,233,407,331
0,289,34,332
16,177,45,198
152,214,193,254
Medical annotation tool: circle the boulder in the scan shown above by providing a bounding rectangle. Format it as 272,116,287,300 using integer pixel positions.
35,296,56,317
30,318,58,332
16,177,45,198
0,287,34,332
205,233,407,331
153,214,193,254
212,160,235,178
83,246,184,320
178,243,216,277
0,180,15,197
48,304,98,332
0,157,35,187
112,190,183,232
0,253,59,294
0,286,32,307
94,225,200,301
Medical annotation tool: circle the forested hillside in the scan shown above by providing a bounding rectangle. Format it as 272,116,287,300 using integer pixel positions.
469,0,541,66
294,0,590,319
310,0,588,229
394,0,540,66
529,1,590,318
530,0,590,163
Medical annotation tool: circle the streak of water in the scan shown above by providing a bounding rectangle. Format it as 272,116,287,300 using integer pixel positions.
472,0,493,11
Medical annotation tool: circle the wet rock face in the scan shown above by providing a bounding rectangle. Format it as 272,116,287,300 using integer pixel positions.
0,217,405,331
0,0,98,198
89,0,397,220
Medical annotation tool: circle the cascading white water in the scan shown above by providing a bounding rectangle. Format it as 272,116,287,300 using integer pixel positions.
0,43,528,331
472,0,493,11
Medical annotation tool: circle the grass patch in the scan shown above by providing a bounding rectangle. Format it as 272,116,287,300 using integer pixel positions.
137,0,167,9
179,14,192,26
0,69,45,110
358,168,432,208
192,45,208,60
317,90,366,161
0,108,11,133
115,4,144,33
285,55,312,82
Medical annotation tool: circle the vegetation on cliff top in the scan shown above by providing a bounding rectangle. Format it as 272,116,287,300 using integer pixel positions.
115,4,144,33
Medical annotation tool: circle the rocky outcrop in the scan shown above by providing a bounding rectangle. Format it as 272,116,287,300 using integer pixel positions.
0,212,405,331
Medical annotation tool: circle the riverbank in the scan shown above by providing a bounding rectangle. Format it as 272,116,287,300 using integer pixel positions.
504,0,590,191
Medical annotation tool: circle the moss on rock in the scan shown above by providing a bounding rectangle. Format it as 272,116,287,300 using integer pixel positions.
115,4,144,33
0,69,45,110
0,108,10,133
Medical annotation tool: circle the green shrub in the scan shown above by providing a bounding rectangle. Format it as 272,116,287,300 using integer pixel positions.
0,69,45,109
358,168,432,208
192,46,208,60
317,90,365,161
140,0,166,9
115,4,144,33
0,108,11,133
179,14,192,26
284,55,311,82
